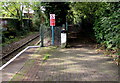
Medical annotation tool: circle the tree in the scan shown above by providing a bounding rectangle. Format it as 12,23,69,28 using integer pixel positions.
0,2,26,31
67,2,109,36
41,2,70,26
93,2,120,52
32,2,48,47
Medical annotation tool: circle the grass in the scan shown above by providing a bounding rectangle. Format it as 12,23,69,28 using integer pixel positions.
1,32,38,47
42,46,58,63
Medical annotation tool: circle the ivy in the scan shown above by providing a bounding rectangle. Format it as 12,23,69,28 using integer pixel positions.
93,3,120,52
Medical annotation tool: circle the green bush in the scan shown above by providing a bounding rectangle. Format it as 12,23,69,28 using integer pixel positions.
93,3,120,52
2,18,34,45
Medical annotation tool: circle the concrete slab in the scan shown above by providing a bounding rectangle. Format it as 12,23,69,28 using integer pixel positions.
1,46,119,82
1,48,39,82
9,46,119,82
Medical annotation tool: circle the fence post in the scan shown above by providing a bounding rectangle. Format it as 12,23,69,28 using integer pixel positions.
66,22,68,47
40,24,44,47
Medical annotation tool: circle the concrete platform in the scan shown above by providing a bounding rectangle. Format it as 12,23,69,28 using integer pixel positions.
1,47,40,82
1,46,119,82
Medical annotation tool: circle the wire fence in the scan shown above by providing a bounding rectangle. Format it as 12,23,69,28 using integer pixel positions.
41,25,61,46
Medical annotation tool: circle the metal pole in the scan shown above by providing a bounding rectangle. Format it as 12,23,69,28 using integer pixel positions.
66,22,68,47
39,25,41,46
52,26,54,45
41,25,44,47
40,24,44,47
62,24,65,29
66,22,68,31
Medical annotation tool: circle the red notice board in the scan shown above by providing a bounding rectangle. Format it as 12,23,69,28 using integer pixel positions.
50,14,55,26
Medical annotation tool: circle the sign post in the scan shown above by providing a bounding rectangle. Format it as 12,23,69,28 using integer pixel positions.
51,26,54,45
50,14,55,45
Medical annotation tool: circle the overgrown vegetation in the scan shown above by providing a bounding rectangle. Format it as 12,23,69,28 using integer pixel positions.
41,2,70,26
1,18,34,46
1,2,119,59
0,2,47,46
67,2,119,52
93,3,120,54
32,2,48,31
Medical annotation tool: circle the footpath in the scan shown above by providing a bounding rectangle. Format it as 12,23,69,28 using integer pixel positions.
1,45,119,82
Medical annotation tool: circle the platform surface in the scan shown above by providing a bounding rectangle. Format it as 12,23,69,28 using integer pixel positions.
1,46,119,82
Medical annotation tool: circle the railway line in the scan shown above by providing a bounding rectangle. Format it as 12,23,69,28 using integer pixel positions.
1,33,40,66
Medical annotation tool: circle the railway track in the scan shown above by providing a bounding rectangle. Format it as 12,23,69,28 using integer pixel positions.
1,34,40,65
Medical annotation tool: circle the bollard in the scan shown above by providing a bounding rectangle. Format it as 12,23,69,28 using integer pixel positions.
61,28,67,48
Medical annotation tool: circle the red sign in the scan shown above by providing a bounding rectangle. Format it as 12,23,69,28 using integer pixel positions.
50,14,55,26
